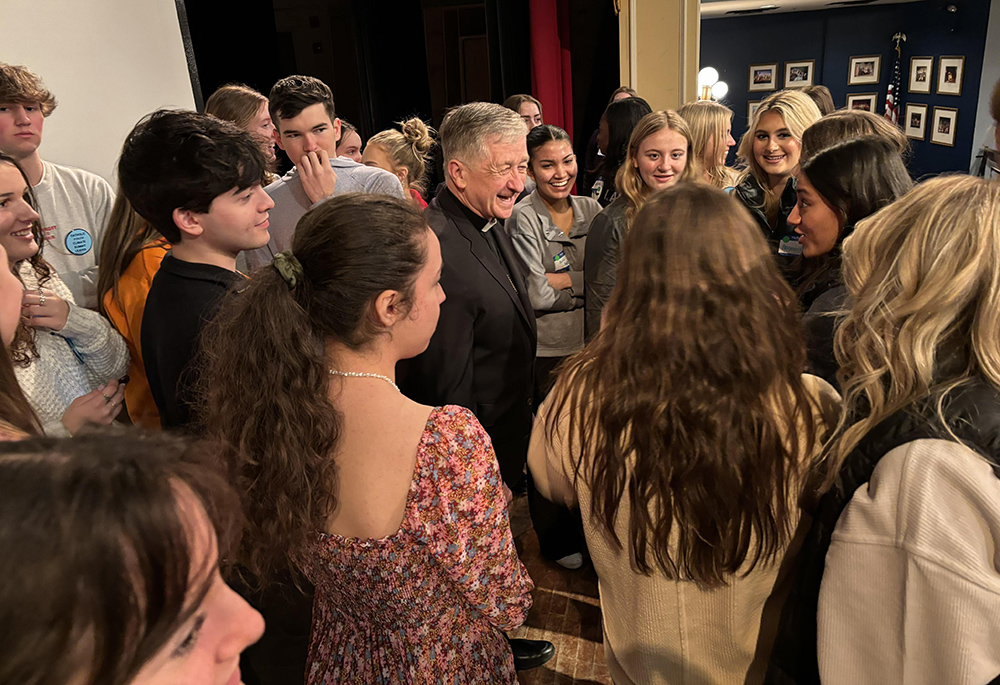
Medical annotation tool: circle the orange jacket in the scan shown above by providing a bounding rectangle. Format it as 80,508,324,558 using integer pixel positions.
102,239,169,429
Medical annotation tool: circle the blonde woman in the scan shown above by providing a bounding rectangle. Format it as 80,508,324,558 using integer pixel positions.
361,117,436,208
733,90,821,261
583,110,697,339
677,100,739,188
767,176,1000,685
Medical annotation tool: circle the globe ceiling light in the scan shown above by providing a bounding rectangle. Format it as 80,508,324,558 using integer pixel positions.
698,67,720,88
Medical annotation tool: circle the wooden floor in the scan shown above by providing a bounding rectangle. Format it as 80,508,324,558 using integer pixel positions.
508,496,614,685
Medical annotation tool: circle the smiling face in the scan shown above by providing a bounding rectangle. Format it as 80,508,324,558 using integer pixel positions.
529,139,577,204
788,172,843,257
0,102,44,160
518,102,543,129
337,129,363,163
634,127,689,191
0,162,41,265
130,490,265,685
249,101,276,161
275,103,341,164
450,136,528,220
179,185,273,258
753,111,801,185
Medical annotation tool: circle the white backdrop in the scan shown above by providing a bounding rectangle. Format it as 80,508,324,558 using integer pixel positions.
1,0,197,185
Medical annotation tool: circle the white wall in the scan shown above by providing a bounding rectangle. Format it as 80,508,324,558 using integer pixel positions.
972,0,1000,165
1,0,196,185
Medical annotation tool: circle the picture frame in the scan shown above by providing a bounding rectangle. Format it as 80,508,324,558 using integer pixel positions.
930,106,958,146
846,93,878,113
936,56,965,96
848,55,881,85
747,100,762,121
784,60,815,88
904,103,928,140
909,56,933,94
748,64,778,92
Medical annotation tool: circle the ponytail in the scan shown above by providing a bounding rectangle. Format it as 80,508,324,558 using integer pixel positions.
197,194,429,586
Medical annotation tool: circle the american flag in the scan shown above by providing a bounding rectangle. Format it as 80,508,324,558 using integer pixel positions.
884,40,902,125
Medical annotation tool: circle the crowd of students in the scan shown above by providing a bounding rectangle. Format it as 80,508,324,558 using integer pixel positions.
1,58,1000,685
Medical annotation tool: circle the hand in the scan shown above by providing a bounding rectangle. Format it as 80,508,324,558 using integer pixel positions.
298,149,338,204
60,379,126,435
545,272,573,291
22,288,70,331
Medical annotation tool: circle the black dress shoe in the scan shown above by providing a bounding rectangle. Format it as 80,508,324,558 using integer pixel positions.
510,637,555,670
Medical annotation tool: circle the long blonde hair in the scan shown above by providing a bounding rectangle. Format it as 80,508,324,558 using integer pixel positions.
616,110,698,225
736,90,821,222
677,100,738,188
827,175,1000,485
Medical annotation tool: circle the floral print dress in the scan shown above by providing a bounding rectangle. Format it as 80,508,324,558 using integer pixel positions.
300,405,534,684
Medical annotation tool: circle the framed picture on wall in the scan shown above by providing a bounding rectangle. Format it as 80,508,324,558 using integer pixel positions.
846,93,878,112
909,56,933,94
904,103,928,140
748,101,762,121
937,56,965,96
784,60,815,88
848,55,881,85
930,107,958,146
748,64,778,91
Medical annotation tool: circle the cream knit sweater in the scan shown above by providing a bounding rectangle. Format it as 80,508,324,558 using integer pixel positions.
14,264,130,436
818,438,1000,685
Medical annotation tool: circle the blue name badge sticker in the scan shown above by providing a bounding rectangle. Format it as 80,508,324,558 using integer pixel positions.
777,234,803,257
552,251,571,273
65,229,93,256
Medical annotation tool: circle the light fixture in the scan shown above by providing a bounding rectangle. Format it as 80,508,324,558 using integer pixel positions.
697,67,728,102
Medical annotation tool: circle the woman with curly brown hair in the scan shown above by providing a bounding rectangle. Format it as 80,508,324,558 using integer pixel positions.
530,184,838,685
198,194,532,683
0,153,127,435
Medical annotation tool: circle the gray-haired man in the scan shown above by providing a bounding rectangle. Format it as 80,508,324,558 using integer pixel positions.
398,102,553,671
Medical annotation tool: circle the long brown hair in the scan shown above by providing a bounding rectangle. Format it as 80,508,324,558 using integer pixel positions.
0,153,51,367
197,194,429,587
0,432,240,685
96,189,164,317
548,183,819,584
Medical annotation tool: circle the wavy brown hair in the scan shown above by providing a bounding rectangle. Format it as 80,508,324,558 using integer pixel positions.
197,194,428,587
0,154,51,367
827,176,1000,486
548,183,820,584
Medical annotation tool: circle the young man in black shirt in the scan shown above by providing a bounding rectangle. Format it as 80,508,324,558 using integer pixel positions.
118,109,273,429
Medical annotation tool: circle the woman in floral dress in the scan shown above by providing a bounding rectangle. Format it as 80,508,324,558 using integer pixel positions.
199,194,533,683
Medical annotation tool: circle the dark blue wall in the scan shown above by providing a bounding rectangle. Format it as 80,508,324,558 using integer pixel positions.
702,0,990,178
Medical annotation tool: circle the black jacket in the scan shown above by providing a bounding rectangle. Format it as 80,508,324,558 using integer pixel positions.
765,377,1000,684
141,254,241,430
399,186,537,485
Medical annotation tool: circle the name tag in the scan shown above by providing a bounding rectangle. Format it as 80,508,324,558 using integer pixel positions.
552,251,571,273
777,234,803,257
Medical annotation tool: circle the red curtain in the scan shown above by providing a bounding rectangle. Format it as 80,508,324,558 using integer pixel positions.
529,0,573,140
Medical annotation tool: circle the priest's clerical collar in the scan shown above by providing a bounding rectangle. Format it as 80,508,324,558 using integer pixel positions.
447,187,498,233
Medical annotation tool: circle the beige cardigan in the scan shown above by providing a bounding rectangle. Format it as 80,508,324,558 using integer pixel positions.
818,438,1000,685
528,374,839,685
